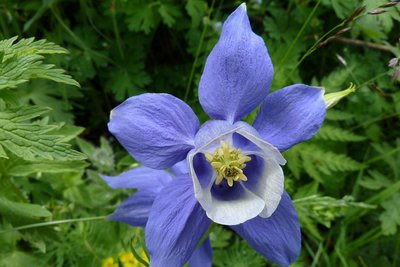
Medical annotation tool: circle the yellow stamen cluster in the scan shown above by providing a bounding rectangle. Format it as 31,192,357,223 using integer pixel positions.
119,250,147,267
205,140,251,187
101,257,118,267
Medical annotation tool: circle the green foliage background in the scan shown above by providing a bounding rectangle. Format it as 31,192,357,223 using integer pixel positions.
0,0,399,266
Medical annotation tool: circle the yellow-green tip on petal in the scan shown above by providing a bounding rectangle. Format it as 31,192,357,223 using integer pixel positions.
324,83,356,109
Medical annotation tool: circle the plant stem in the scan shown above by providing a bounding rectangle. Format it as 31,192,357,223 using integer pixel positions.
184,0,216,102
334,37,393,53
0,216,106,234
276,0,321,75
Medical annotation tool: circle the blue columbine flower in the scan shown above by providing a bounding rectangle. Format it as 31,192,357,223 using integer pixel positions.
102,161,212,267
103,3,326,267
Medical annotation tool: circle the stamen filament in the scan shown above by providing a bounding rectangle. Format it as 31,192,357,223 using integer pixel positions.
205,140,251,187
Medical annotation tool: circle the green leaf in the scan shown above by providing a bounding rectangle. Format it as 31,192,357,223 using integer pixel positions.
186,0,207,27
0,197,51,218
8,160,88,176
0,37,80,90
359,170,392,190
0,251,41,267
48,124,84,142
284,148,302,179
210,225,232,249
16,80,82,124
289,144,364,181
322,0,358,19
77,137,115,173
158,3,180,27
325,110,355,121
0,106,86,161
214,240,265,267
105,45,151,101
379,193,400,235
0,144,7,159
124,3,158,34
294,195,375,228
315,124,365,142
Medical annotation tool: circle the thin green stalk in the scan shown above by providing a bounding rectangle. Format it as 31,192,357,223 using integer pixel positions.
350,147,370,198
0,216,106,234
131,245,149,267
345,226,381,253
351,111,399,131
359,256,368,267
130,228,149,267
393,231,400,267
345,180,400,224
275,0,321,74
310,241,324,267
110,0,124,59
335,245,349,267
50,6,112,65
365,146,400,165
184,0,216,102
84,239,102,262
0,12,9,38
195,223,215,250
293,12,366,73
294,21,344,71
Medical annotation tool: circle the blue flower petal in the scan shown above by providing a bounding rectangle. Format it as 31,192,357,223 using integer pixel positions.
146,177,211,267
189,238,212,267
253,84,326,152
108,93,200,169
101,166,173,192
231,192,301,267
170,160,189,176
109,190,154,227
198,4,273,123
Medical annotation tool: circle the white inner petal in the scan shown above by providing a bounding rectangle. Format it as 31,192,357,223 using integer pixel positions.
189,149,265,225
236,127,286,217
188,123,286,225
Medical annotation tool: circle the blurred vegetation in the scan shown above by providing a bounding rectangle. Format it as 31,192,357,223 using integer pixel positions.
0,0,399,266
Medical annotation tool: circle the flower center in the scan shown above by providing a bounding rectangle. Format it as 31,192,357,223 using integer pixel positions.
205,140,251,187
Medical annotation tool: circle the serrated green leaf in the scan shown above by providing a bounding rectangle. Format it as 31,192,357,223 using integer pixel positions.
158,3,180,27
105,46,151,101
48,124,84,142
325,110,355,121
295,195,375,228
0,105,51,121
8,160,88,176
0,197,51,218
0,106,86,161
186,0,207,27
210,225,232,249
124,3,158,34
76,137,96,157
214,240,265,267
315,124,365,142
0,144,7,159
359,170,392,190
0,37,79,90
379,193,400,235
290,144,364,181
28,64,80,87
284,148,302,179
